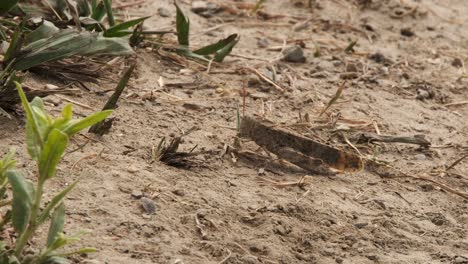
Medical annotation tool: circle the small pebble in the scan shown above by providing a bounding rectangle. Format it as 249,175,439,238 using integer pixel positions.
354,222,368,229
452,58,463,68
281,45,306,63
140,197,157,215
401,27,415,37
257,38,269,48
414,154,426,160
131,190,143,199
172,189,186,196
158,7,171,17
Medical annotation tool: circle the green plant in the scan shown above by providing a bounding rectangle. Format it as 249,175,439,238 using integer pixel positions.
0,0,18,14
41,0,149,37
0,17,134,111
89,63,135,135
174,2,239,62
0,82,112,264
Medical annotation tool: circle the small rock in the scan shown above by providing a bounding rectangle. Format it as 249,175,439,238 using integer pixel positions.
452,58,463,68
82,260,102,264
401,27,415,37
158,7,171,17
172,189,185,196
310,71,329,78
369,52,393,65
367,255,378,261
180,68,195,75
346,63,359,73
416,89,431,100
127,165,139,173
258,168,265,175
191,1,221,17
340,72,359,79
453,256,468,264
250,92,269,100
45,84,59,90
140,197,157,215
257,38,269,48
281,45,306,63
131,190,143,199
247,76,261,87
431,214,447,226
239,255,257,264
191,1,209,12
414,154,426,160
335,257,343,264
273,225,291,236
354,222,368,229
142,226,154,237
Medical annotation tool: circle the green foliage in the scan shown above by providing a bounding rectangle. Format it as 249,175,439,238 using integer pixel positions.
0,82,112,263
9,25,134,71
174,2,239,62
0,0,18,14
89,64,135,135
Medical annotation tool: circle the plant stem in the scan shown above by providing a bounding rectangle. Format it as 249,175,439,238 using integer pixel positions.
14,181,44,257
104,0,115,26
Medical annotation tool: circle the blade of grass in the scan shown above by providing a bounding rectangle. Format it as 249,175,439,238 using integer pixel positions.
319,81,346,117
103,0,115,26
175,2,189,46
193,34,238,55
89,64,135,135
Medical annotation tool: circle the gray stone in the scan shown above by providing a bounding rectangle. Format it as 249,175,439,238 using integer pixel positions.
158,7,171,17
281,46,306,63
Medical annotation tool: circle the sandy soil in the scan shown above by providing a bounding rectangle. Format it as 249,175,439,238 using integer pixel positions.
1,0,468,263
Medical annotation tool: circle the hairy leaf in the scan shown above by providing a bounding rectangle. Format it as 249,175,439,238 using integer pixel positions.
7,170,34,235
38,129,68,182
47,203,65,246
38,181,77,225
61,110,112,136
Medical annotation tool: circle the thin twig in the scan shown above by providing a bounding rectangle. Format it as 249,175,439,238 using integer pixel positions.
218,249,232,264
244,67,285,92
446,153,468,171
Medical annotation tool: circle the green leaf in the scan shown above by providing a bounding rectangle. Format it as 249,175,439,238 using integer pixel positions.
89,65,134,135
76,0,91,16
12,30,134,71
57,247,97,257
24,20,59,45
4,26,24,62
175,2,190,46
46,233,81,253
7,170,34,235
214,35,239,62
103,0,115,26
43,256,70,264
38,129,68,182
193,34,238,55
61,103,73,121
16,82,44,159
38,181,77,226
90,0,106,21
104,16,150,37
47,203,65,246
62,110,112,136
0,0,18,14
